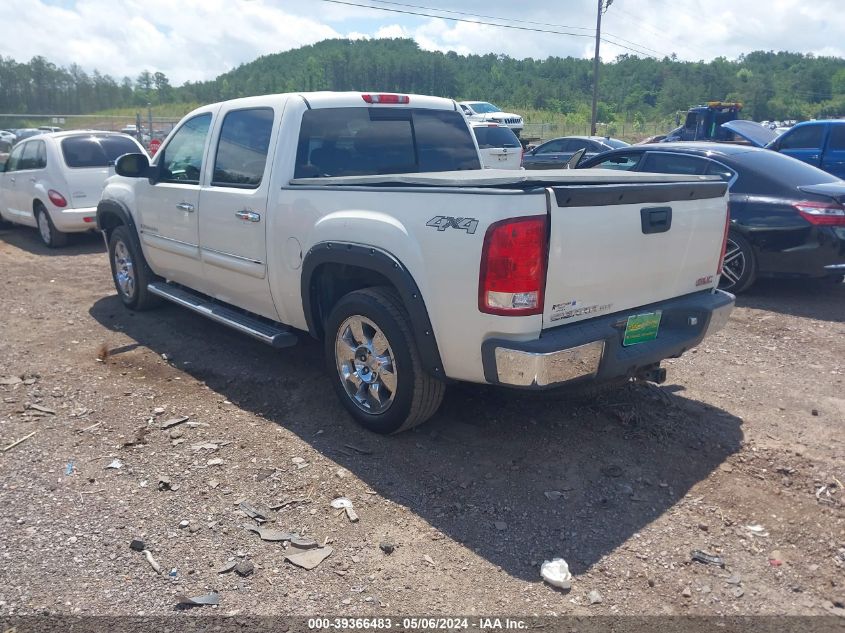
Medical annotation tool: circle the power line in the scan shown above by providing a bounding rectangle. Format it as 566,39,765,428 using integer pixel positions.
357,0,671,58
606,5,710,60
319,0,596,39
365,0,595,33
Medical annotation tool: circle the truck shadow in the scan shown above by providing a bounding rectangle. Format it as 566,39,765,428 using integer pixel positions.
736,278,844,323
89,295,743,581
0,226,104,256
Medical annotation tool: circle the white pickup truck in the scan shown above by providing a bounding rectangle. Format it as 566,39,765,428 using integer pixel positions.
97,91,734,434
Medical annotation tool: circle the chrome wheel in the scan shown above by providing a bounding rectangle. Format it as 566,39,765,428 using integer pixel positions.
113,239,136,299
719,237,745,290
37,210,51,245
335,315,397,414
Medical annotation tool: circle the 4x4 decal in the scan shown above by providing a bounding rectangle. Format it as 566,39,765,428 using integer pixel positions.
426,216,479,235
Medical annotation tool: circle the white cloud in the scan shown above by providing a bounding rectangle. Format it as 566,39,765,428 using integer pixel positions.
0,0,842,86
0,0,340,84
374,24,409,38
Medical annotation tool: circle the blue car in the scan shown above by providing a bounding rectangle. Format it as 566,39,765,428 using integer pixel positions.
724,119,845,179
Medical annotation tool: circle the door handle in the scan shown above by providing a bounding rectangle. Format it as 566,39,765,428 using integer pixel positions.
29,177,36,183
235,210,261,222
9,177,14,183
176,202,195,212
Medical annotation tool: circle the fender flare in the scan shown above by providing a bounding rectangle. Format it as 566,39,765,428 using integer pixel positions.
301,241,445,378
96,199,138,236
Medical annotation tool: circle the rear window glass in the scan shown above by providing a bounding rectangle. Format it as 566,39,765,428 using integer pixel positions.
61,135,140,168
472,126,520,149
734,149,839,186
295,107,480,178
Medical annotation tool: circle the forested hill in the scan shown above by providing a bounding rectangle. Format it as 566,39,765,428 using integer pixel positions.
3,38,845,122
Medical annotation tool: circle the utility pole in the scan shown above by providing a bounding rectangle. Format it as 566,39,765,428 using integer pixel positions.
590,0,612,136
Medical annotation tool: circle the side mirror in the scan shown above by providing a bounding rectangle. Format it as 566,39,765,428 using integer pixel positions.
115,153,155,179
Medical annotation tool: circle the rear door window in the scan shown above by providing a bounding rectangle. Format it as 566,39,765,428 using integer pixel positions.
826,125,845,151
536,139,567,154
640,152,708,175
295,107,480,178
61,135,141,168
565,139,592,153
705,161,736,183
212,108,274,188
472,126,520,149
19,141,45,170
779,124,824,150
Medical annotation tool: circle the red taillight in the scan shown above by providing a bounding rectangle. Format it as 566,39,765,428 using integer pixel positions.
83,216,95,223
47,190,67,208
793,200,845,226
717,203,730,275
479,216,547,316
361,94,410,104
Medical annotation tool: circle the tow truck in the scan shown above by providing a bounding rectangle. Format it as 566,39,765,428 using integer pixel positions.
663,102,743,142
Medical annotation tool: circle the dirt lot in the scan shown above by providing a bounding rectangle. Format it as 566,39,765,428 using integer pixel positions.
0,227,843,618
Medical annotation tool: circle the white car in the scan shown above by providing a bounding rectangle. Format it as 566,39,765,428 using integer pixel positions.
470,122,522,169
0,131,146,247
459,101,524,136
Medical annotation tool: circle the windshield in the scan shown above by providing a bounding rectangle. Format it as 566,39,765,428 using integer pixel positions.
467,102,501,114
61,135,140,168
603,138,630,149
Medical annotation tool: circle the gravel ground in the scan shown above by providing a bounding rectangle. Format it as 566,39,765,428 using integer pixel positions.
0,227,843,618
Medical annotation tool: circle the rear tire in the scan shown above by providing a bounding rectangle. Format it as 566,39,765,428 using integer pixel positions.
718,231,756,294
107,225,161,311
325,287,445,434
35,204,68,248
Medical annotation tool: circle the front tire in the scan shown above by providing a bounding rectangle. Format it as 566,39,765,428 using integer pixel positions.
325,287,445,434
719,231,756,294
35,204,68,248
107,225,161,310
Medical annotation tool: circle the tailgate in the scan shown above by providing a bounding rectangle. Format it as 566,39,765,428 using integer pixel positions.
543,181,728,328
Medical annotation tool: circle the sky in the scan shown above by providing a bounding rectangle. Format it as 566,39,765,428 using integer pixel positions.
0,0,842,85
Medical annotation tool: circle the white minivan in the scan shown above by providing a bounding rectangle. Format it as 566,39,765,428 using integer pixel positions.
470,122,523,169
0,131,146,247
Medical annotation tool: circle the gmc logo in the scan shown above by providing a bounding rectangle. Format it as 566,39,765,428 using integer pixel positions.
696,275,714,287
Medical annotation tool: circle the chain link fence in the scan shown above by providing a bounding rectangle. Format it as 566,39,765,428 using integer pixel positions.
522,121,670,144
0,113,182,152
